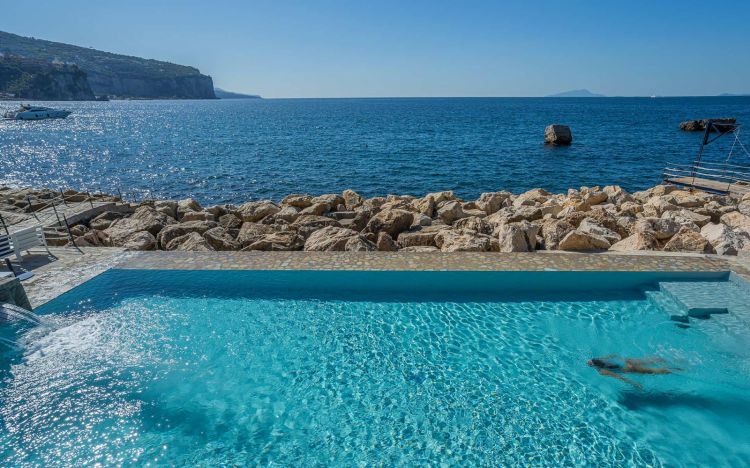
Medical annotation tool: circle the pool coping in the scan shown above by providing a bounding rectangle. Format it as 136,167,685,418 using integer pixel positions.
14,248,750,308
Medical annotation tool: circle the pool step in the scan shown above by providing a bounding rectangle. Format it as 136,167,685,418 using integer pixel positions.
655,280,750,320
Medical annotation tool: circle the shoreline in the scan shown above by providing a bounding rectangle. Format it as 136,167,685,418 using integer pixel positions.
1,183,749,256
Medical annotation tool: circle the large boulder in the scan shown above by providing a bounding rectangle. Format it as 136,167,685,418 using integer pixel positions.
397,225,449,248
344,236,377,251
236,222,275,247
342,189,364,209
700,223,747,255
244,232,305,251
154,200,178,219
239,201,280,222
435,229,493,252
364,209,413,237
376,232,399,251
122,231,157,251
477,191,511,215
157,220,218,249
558,230,610,251
540,219,574,250
436,201,466,225
181,211,216,223
103,206,172,246
219,213,243,230
166,232,214,251
663,227,714,253
544,125,572,145
304,226,366,251
281,194,313,208
578,218,621,245
609,232,655,252
203,227,240,251
633,217,681,241
292,215,341,238
453,216,493,235
720,211,750,232
513,188,550,208
496,221,539,252
177,198,202,219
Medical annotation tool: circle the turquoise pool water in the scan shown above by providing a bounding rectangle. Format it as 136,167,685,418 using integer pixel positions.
2,270,750,466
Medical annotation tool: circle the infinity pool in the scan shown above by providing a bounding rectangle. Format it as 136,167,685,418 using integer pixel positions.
2,270,750,466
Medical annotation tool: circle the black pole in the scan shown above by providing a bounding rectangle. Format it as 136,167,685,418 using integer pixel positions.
86,192,94,209
0,213,8,236
60,189,68,205
50,200,62,226
26,196,40,221
4,258,16,277
62,214,83,253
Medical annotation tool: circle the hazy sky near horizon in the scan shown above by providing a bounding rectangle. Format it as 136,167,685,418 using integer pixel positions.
2,0,749,98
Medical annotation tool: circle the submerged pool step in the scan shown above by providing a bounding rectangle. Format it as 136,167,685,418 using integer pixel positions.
657,280,750,319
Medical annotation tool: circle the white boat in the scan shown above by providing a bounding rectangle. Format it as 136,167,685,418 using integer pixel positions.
3,104,71,120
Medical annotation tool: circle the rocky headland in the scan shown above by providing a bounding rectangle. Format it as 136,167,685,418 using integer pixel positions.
2,184,750,255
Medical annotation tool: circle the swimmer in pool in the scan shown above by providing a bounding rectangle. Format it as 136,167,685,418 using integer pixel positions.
588,355,679,389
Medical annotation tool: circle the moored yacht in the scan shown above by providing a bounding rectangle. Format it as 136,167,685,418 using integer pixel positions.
3,104,71,120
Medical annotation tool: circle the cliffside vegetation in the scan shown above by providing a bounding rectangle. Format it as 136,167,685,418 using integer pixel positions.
0,31,215,99
0,54,94,100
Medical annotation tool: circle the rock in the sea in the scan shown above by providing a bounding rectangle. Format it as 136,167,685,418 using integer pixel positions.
663,227,714,253
122,231,157,251
166,232,214,251
544,124,572,145
679,118,736,132
558,230,610,251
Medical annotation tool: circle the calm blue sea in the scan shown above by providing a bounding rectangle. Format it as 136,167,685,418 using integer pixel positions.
1,97,749,204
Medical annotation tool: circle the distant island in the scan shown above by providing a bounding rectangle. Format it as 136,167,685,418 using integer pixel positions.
0,30,215,100
214,88,261,99
546,89,605,98
718,93,749,97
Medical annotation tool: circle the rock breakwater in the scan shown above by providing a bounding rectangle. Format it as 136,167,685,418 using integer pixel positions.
2,184,750,255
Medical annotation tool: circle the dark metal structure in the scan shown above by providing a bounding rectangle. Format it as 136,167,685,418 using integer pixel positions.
664,120,750,195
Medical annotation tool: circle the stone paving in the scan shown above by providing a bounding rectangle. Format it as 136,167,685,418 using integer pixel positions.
3,247,746,308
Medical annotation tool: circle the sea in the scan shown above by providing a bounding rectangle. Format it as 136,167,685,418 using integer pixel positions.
1,97,749,205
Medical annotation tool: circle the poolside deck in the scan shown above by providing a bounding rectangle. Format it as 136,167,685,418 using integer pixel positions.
4,248,748,309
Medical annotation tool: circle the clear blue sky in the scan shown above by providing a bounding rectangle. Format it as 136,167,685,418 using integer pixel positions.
2,0,749,97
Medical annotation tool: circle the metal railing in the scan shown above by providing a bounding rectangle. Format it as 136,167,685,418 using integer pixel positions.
663,160,750,194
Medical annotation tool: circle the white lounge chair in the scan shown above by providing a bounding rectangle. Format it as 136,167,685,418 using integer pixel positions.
8,225,52,261
0,233,12,261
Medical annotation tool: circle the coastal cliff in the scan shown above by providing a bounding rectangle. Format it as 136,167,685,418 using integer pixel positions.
0,31,215,99
0,55,94,100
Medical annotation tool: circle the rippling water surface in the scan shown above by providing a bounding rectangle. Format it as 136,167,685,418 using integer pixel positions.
1,271,749,466
1,97,749,204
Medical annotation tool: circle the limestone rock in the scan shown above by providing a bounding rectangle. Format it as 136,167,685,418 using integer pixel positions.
397,225,448,248
365,209,413,237
154,200,178,219
514,188,550,208
496,221,539,252
720,211,750,232
376,232,399,251
544,124,572,145
166,232,214,251
453,216,492,235
177,198,202,219
181,211,216,223
104,206,171,246
299,202,330,216
700,223,744,255
609,232,655,252
203,227,240,251
244,231,305,251
236,222,275,247
292,215,341,238
342,189,364,209
400,246,439,252
578,218,621,245
282,194,313,208
344,236,377,251
540,219,574,250
436,201,466,225
157,220,218,249
662,227,714,253
558,230,610,251
435,229,493,252
239,201,280,222
219,213,243,230
122,231,157,251
304,226,360,251
477,191,511,214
